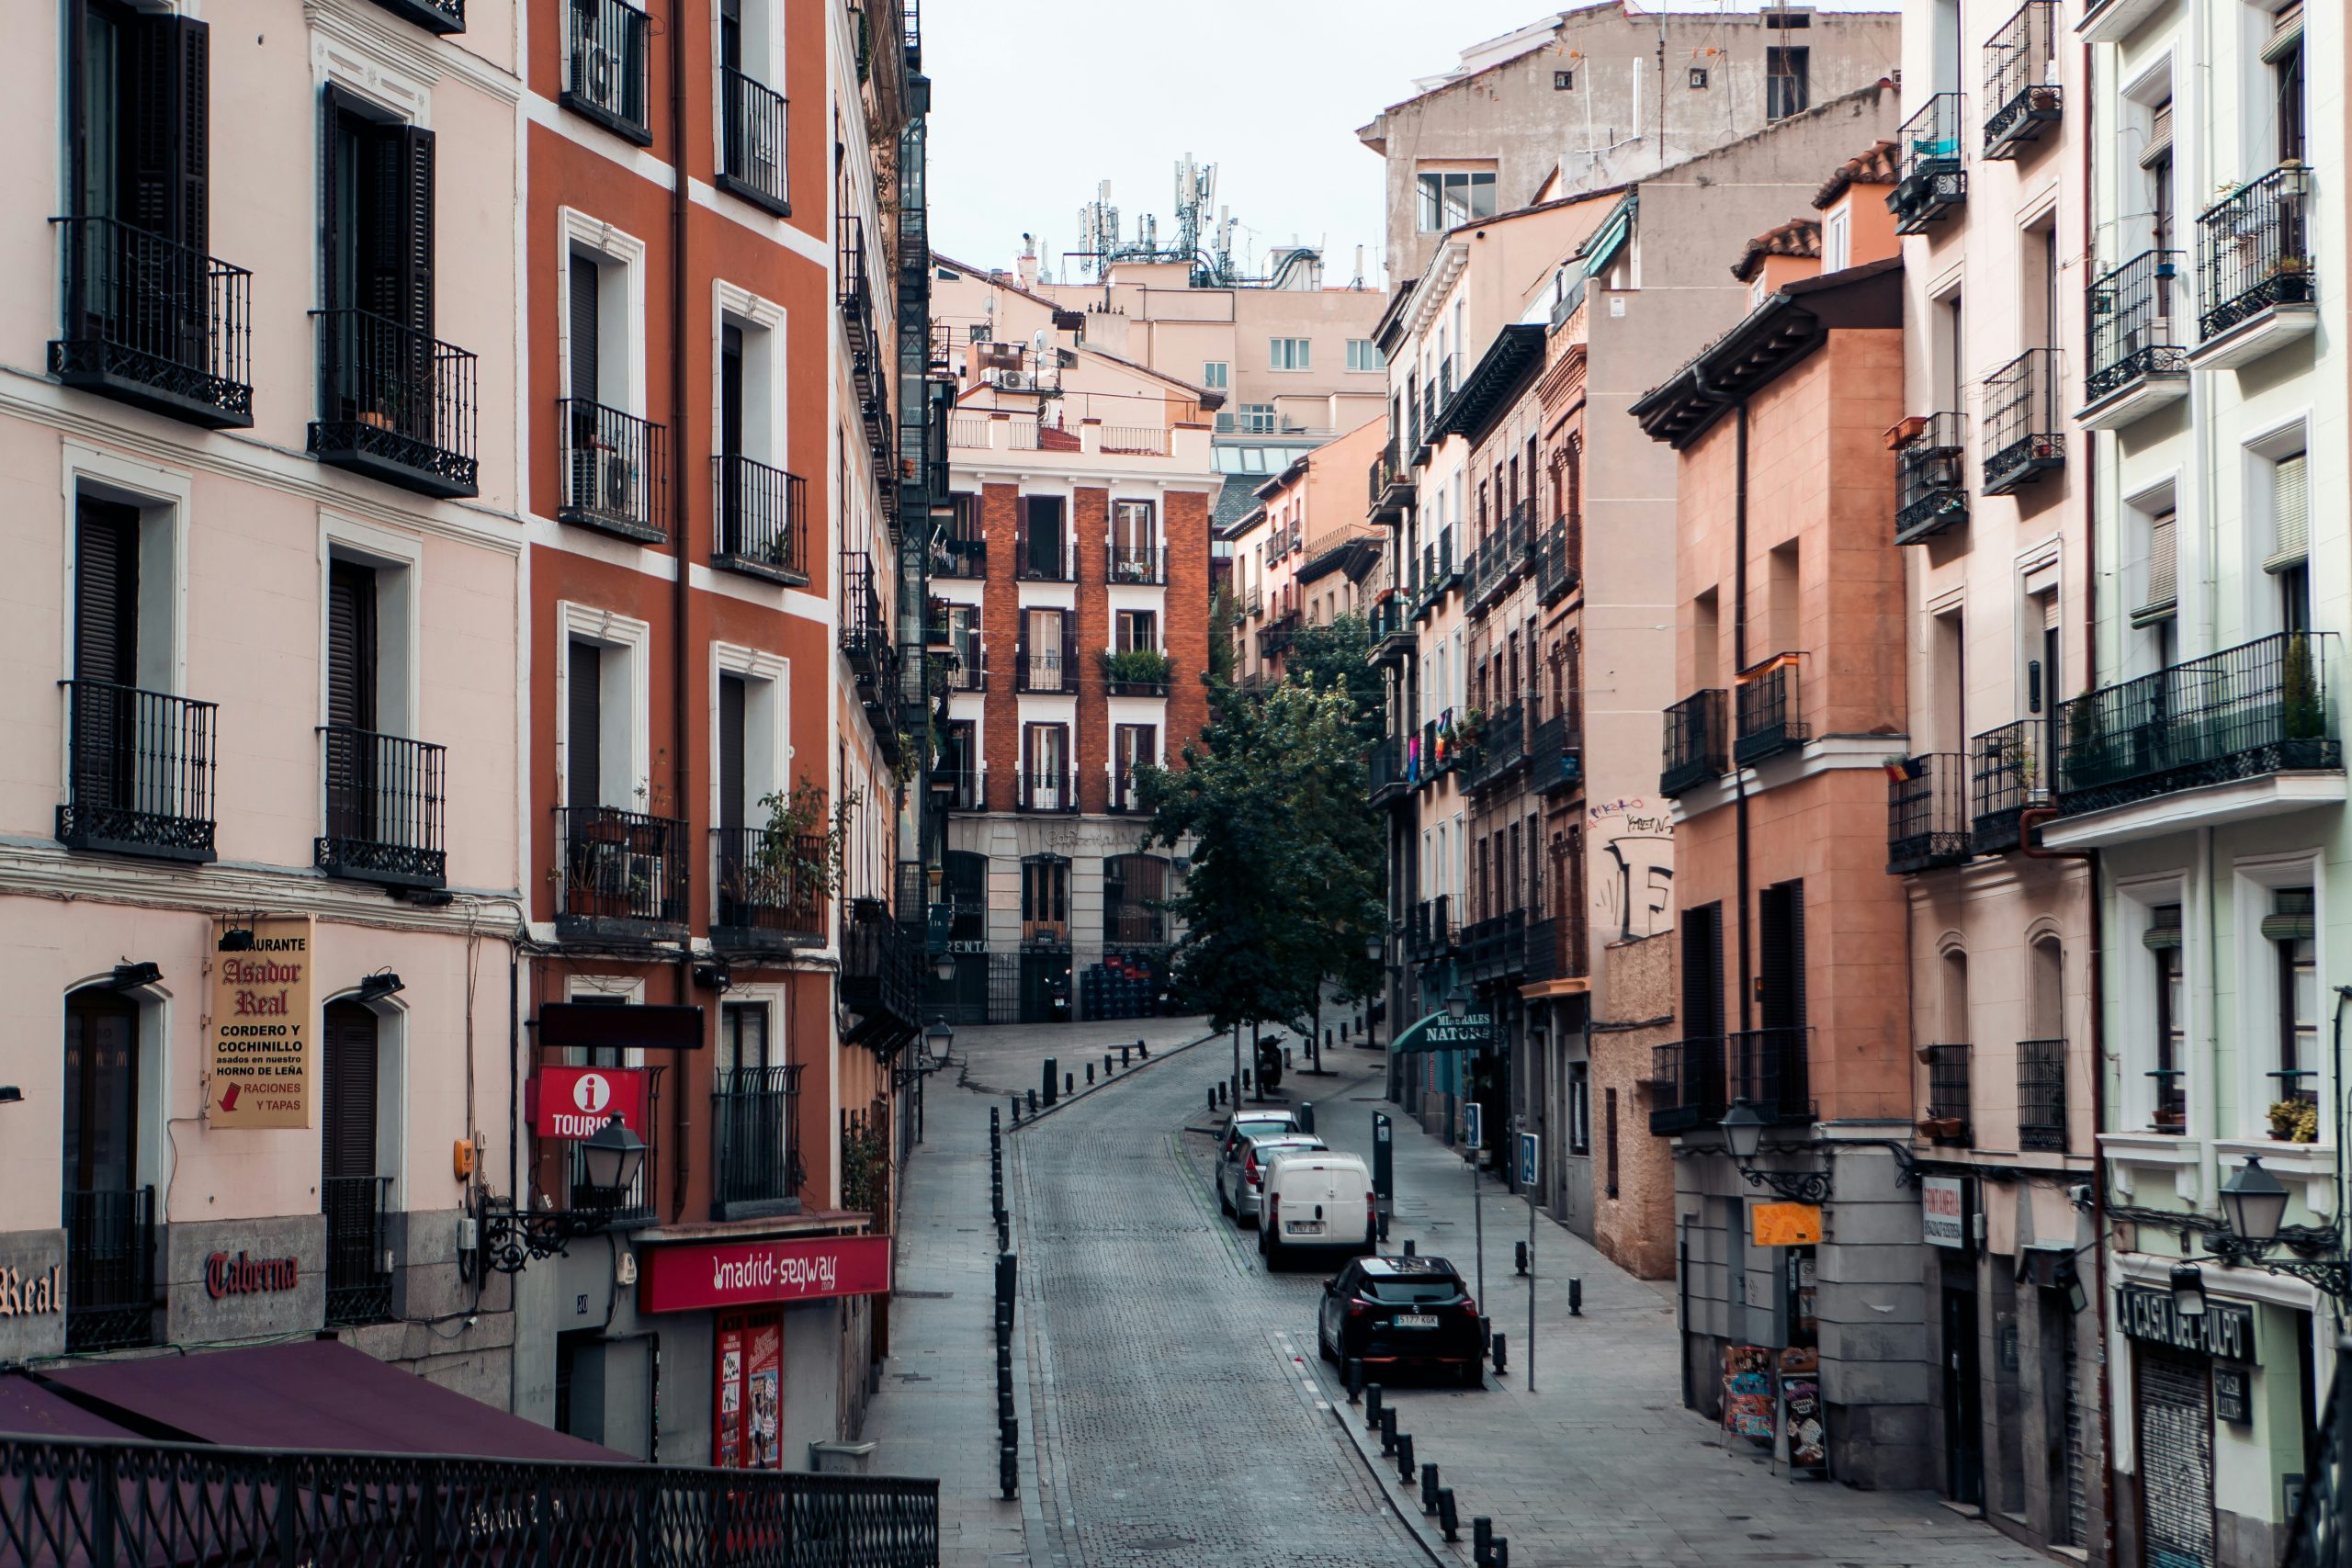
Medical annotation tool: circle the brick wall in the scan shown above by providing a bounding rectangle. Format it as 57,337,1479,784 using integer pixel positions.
1073,487,1108,813
1593,930,1676,1280
980,482,1023,811
1163,487,1213,766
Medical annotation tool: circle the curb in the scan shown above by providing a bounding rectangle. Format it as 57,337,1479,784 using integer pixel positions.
1282,1330,1460,1564
997,1029,1219,1130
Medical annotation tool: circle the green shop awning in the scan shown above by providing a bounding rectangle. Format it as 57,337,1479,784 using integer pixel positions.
1391,1010,1495,1055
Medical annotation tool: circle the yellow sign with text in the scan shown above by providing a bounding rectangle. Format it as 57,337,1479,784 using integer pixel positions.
206,916,316,1128
1750,1201,1823,1247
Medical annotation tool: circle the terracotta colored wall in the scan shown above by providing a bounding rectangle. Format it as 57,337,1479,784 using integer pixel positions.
1594,931,1677,1279
1073,488,1109,812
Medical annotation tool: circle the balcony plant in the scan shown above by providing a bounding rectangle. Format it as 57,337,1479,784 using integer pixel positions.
752,780,854,903
2283,634,2326,758
2268,1098,2320,1144
1102,648,1174,689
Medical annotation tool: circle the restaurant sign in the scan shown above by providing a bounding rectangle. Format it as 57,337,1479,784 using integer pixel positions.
530,1066,650,1140
2117,1283,2256,1361
639,1235,894,1314
207,915,317,1128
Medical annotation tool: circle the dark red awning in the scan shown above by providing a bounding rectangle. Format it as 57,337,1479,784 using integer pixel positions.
40,1339,625,1462
0,1375,142,1440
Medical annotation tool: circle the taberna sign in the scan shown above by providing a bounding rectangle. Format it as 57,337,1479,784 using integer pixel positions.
2117,1282,2256,1362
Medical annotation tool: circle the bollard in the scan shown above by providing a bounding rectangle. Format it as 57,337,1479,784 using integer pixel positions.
1437,1488,1460,1541
990,1106,1000,1132
1345,1358,1363,1403
1011,1097,1021,1124
1086,1064,1095,1085
1283,1046,1292,1068
1491,1330,1508,1376
1363,1382,1384,1431
1395,1432,1415,1486
1065,1072,1073,1096
1026,1089,1037,1113
1378,1404,1397,1455
997,1364,1012,1400
1494,1539,1509,1568
1000,1446,1017,1499
1043,1058,1057,1107
1208,1086,1217,1113
997,1251,1019,1299
1137,1039,1148,1057
1103,1053,1113,1077
1377,1209,1390,1243
1569,1278,1583,1316
1515,1240,1528,1276
1474,1517,1494,1565
1299,1101,1315,1135
1242,1068,1251,1090
1420,1461,1440,1515
1402,1239,1416,1257
1122,1044,1132,1066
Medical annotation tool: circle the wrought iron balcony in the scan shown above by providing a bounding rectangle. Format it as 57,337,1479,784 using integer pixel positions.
938,765,982,810
1969,717,2050,852
1108,543,1168,585
64,1186,153,1353
1921,1043,1972,1145
558,399,668,542
58,682,218,863
1981,348,2064,496
1016,769,1077,813
1409,895,1455,960
1734,654,1807,765
1733,1026,1813,1125
1369,739,1409,807
1370,598,1415,666
841,903,921,1049
1535,514,1578,606
310,310,479,499
1530,710,1584,796
712,827,828,949
1523,902,1589,985
716,66,790,217
2055,632,2341,818
556,805,688,942
2018,1037,2067,1152
1464,704,1525,793
931,534,986,581
1982,0,2060,159
2198,163,2315,348
1108,761,1151,815
713,455,808,583
1889,93,1966,233
1649,1038,1725,1136
1016,643,1076,694
1894,412,1968,544
50,216,252,428
840,553,896,682
1370,440,1413,520
368,0,465,32
561,0,653,144
316,727,447,889
2084,250,2188,424
713,1064,805,1220
322,1175,393,1327
1886,753,1971,874
1660,689,1728,796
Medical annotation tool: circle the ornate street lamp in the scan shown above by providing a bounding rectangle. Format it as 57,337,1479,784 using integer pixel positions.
2179,1152,2352,1303
577,1117,648,1199
1445,984,1470,1021
473,1116,647,1277
1717,1095,1832,1204
1719,1097,1768,1163
2219,1155,2291,1245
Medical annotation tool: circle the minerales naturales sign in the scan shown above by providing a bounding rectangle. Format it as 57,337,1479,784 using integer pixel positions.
207,916,317,1128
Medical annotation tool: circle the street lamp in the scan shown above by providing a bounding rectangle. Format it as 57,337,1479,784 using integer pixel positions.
933,951,956,982
1364,931,1385,964
2219,1154,2291,1244
2169,1261,2208,1319
2172,1153,2351,1303
1716,1095,1831,1204
1719,1097,1768,1163
1445,984,1470,1021
577,1117,648,1204
471,1115,645,1277
924,1016,956,1064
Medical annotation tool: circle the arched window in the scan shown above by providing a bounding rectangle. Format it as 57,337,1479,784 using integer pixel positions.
1103,853,1169,946
2020,936,2067,1152
63,983,153,1351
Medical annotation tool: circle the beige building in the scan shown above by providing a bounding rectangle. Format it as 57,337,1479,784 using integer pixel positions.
1358,2,1901,285
1226,418,1386,689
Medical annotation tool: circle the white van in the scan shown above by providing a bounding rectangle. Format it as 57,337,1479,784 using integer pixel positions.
1257,1149,1375,1269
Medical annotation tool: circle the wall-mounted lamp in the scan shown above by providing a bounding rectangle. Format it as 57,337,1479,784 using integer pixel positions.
0,1087,21,1106
473,1117,647,1275
217,927,255,953
357,971,406,1004
107,962,162,992
692,962,733,994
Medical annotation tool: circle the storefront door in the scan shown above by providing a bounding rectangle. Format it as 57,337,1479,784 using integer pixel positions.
1942,1281,1984,1506
714,1308,785,1471
2136,1346,2216,1567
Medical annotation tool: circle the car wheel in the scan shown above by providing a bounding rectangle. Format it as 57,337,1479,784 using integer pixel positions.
1459,1360,1483,1390
1264,1233,1281,1271
1317,1323,1335,1363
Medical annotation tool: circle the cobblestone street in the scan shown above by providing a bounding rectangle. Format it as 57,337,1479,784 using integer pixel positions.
868,1021,2054,1568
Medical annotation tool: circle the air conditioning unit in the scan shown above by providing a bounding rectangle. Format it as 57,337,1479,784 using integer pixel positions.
742,121,781,186
994,369,1035,392
573,446,639,517
578,40,627,114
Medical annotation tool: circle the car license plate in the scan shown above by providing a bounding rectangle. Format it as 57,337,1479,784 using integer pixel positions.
1285,1220,1324,1235
1393,1313,1438,1329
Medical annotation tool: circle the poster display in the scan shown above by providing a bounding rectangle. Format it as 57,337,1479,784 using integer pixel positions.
714,1308,784,1470
206,916,316,1128
1781,1346,1827,1473
1723,1345,1775,1441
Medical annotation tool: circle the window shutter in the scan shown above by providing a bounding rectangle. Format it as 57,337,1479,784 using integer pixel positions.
363,123,409,325
1680,903,1724,1040
321,1001,379,1181
570,254,601,405
399,124,436,339
74,500,140,687
2266,453,2309,574
321,88,346,312
2261,886,2316,942
326,561,377,734
718,673,746,833
567,641,603,808
2141,100,2173,169
2143,903,2184,951
123,14,209,252
1758,881,1804,1032
2134,511,2178,624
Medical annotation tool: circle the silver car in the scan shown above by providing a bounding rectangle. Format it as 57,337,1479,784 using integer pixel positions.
1212,1110,1301,1209
1218,1132,1326,1227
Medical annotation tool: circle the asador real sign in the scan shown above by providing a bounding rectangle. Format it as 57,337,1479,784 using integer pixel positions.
639,1235,893,1314
207,916,317,1128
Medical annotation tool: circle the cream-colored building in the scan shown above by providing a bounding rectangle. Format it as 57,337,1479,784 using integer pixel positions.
1225,417,1386,690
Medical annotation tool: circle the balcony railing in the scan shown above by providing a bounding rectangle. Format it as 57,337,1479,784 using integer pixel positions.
2055,632,2341,817
2198,164,2314,344
2086,250,2188,409
837,213,875,332
556,805,688,940
1660,690,1728,796
1649,1038,1725,1136
1101,425,1168,456
1894,412,1968,544
1108,543,1168,584
369,0,465,33
1464,704,1525,792
931,533,986,579
64,1187,153,1353
1969,718,2050,852
840,553,895,682
1981,348,2064,495
1017,770,1077,813
561,0,653,144
316,727,447,889
1890,93,1966,233
564,1063,660,1219
50,216,252,427
716,66,790,216
1369,739,1408,806
558,399,668,542
713,455,808,582
1108,761,1150,815
1016,641,1076,694
1734,654,1806,765
712,827,828,946
1922,1043,1972,1145
1982,0,2061,159
713,1064,805,1220
1535,515,1578,605
2018,1037,2067,1152
58,682,218,863
1732,1026,1813,1125
1523,904,1589,985
1886,753,1971,874
1409,895,1454,960
322,1175,393,1327
841,903,921,1043
1529,710,1584,796
310,310,480,499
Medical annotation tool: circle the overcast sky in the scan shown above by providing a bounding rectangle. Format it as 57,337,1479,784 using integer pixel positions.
923,3,1894,289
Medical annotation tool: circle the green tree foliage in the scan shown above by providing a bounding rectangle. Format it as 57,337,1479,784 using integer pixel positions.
1205,586,1238,689
1283,612,1383,747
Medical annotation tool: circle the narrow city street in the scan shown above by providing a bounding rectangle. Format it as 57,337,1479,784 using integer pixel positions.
870,1021,2054,1568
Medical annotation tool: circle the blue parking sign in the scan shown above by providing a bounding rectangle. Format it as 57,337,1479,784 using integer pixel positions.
1465,1103,1482,1146
1519,1133,1539,1188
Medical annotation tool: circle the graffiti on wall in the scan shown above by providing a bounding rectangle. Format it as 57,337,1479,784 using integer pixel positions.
1589,796,1673,940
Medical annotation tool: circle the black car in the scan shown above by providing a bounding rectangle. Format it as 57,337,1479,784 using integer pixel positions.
1316,1255,1484,1386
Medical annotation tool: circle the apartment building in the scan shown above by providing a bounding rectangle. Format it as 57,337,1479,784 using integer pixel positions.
1358,2,1901,285
2064,2,2344,1562
508,0,929,1465
1226,417,1385,690
1877,0,2101,1550
0,0,526,1404
931,271,1220,1025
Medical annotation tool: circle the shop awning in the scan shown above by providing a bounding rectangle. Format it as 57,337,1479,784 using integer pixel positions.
39,1338,626,1462
1389,1010,1496,1055
0,1375,143,1440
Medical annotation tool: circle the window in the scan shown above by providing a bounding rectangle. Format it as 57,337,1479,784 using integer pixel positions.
1766,47,1809,119
1270,337,1310,371
1114,609,1159,653
2271,7,2305,165
1603,1088,1620,1195
1568,1062,1589,1156
1822,208,1850,273
714,0,787,214
2136,506,2179,671
322,998,391,1325
562,0,653,144
1022,852,1069,939
2270,887,2318,1109
1021,607,1069,692
944,719,978,807
2150,905,2186,1130
2267,451,2310,633
1103,853,1168,944
1415,169,1497,232
1111,499,1158,581
321,549,425,875
1202,360,1229,389
944,604,983,688
1553,70,1574,91
1238,404,1275,434
1346,339,1385,373
1113,724,1158,810
1689,66,1709,89
63,980,156,1350
1215,411,1235,433
66,484,202,855
1021,723,1069,808
1017,495,1067,579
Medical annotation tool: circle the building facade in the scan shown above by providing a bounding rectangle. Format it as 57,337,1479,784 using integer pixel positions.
1226,417,1385,691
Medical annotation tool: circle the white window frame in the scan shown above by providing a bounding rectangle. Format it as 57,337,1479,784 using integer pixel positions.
2115,874,2196,1137
319,513,424,743
64,969,175,1201
1346,338,1385,373
322,984,412,1212
558,209,650,417
60,442,188,700
1270,337,1310,371
557,601,653,810
2232,852,2327,1145
1202,360,1229,389
710,641,791,831
1822,208,1850,273
2240,416,2312,636
708,0,786,169
713,281,788,468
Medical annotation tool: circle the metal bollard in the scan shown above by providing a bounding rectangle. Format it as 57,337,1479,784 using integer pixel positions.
1043,1058,1057,1107
990,1107,1000,1132
1395,1432,1415,1486
1283,1046,1292,1068
1474,1517,1494,1565
1377,1209,1390,1243
1402,1239,1415,1257
1491,1330,1508,1375
1011,1096,1021,1124
1378,1404,1397,1455
1420,1461,1440,1515
1437,1489,1460,1541
1103,1053,1113,1077
1494,1539,1509,1568
1363,1382,1384,1430
1515,1240,1528,1276
1208,1086,1217,1112
1000,1445,1017,1499
1299,1101,1315,1135
1242,1068,1251,1090
1121,1044,1132,1066
1137,1039,1148,1057
997,1364,1012,1400
1569,1278,1583,1316
1085,1064,1094,1085
1345,1358,1363,1403
1026,1089,1037,1113
1065,1073,1073,1096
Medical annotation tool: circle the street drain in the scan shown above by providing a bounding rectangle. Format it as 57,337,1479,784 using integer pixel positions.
1128,1538,1193,1552
892,1373,933,1382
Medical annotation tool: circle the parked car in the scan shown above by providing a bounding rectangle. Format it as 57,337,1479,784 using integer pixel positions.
1317,1255,1484,1386
1258,1149,1374,1269
1216,1108,1301,1168
1217,1133,1327,1226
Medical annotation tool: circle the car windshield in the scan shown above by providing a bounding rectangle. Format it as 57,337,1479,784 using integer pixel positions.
1363,1279,1463,1303
1232,1120,1292,1141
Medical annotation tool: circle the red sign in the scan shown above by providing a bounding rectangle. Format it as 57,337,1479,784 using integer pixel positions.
639,1235,894,1314
713,1309,783,1470
206,1251,299,1299
530,1066,649,1140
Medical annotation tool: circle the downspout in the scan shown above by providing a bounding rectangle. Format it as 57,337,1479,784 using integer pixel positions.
667,0,694,1221
1732,400,1752,1036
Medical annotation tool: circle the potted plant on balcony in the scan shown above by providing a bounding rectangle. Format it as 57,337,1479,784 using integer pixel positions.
752,779,854,908
1102,647,1174,693
2268,254,2314,304
2268,1098,2320,1144
2282,633,2327,764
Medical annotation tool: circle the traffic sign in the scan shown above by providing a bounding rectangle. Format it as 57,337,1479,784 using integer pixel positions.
1519,1133,1539,1188
1465,1103,1483,1146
